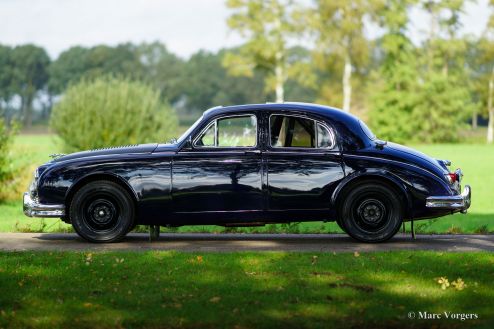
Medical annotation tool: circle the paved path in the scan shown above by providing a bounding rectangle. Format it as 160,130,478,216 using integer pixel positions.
0,233,493,252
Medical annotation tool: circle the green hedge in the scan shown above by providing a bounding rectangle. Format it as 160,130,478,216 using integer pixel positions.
51,76,178,151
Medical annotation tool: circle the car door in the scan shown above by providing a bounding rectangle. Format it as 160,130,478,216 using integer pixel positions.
171,113,263,220
264,113,345,213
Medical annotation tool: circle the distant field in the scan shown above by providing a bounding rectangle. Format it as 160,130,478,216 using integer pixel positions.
0,134,492,233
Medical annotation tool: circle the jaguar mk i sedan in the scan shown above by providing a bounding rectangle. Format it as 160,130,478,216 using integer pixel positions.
23,102,471,243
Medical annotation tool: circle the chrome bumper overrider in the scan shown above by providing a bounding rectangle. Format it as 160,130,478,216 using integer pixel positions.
23,192,65,218
426,185,471,213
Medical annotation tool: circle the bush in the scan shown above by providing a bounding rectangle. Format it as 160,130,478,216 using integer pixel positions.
0,119,18,201
51,76,178,151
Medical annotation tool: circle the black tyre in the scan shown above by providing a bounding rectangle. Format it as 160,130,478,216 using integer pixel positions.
70,181,135,243
338,182,403,243
335,218,347,233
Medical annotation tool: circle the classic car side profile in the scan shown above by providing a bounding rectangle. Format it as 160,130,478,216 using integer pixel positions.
23,103,471,243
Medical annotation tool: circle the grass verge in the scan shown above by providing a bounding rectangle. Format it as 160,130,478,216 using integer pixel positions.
0,251,492,329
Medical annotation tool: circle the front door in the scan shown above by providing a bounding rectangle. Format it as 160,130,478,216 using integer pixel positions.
265,113,344,212
172,114,263,220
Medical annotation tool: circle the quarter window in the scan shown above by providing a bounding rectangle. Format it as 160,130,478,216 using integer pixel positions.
270,115,334,149
195,115,257,147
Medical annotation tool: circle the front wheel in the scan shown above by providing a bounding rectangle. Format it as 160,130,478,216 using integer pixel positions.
339,183,403,243
70,181,135,243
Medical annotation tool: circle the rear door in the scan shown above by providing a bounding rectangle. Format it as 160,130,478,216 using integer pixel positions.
264,113,344,212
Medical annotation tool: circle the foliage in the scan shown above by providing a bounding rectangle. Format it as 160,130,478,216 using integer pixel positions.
7,45,50,127
50,76,178,151
136,42,185,104
223,0,314,102
2,1,494,143
369,0,475,143
369,0,419,143
306,0,374,113
0,119,18,201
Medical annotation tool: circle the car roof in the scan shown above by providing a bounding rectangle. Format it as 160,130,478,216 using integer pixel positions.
203,102,360,124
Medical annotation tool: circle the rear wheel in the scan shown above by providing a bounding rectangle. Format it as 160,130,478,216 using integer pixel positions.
338,182,403,242
70,181,135,243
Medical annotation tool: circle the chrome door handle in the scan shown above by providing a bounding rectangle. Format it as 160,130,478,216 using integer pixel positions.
244,150,261,155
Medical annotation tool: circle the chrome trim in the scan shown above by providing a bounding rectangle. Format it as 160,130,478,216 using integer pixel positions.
455,168,463,184
23,192,65,218
193,114,258,149
425,185,471,212
439,159,451,167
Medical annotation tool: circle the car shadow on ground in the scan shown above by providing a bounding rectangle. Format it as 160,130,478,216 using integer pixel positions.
0,232,486,252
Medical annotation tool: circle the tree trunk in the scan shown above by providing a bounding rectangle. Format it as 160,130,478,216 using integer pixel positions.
472,111,477,130
273,8,284,104
23,94,33,128
487,67,494,144
274,50,284,103
342,55,352,112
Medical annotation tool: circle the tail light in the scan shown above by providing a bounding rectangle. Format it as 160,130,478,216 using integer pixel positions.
446,173,457,184
445,169,462,185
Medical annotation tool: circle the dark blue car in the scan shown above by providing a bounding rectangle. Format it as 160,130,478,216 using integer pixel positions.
23,103,471,243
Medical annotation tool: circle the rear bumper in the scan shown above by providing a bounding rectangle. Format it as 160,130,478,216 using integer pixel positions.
425,185,471,213
23,192,65,218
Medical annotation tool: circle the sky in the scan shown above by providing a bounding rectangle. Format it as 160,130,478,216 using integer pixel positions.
0,0,490,60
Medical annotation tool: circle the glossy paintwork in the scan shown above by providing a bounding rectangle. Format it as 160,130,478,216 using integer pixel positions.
35,102,459,225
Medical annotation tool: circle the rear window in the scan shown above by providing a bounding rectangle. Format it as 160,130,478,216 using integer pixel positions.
359,120,376,140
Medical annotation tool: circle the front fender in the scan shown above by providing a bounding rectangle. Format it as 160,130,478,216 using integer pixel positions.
37,153,172,207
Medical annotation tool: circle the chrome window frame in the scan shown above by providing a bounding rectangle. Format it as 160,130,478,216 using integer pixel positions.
268,113,337,150
193,114,258,149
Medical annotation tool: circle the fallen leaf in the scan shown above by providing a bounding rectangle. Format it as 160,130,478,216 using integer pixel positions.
311,255,318,265
209,296,221,303
437,277,450,290
451,278,467,291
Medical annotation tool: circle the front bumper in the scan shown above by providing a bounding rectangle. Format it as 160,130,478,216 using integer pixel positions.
23,192,65,218
425,185,471,213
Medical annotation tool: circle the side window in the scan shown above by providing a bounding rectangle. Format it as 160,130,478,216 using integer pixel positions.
316,123,332,148
195,115,257,147
270,115,334,149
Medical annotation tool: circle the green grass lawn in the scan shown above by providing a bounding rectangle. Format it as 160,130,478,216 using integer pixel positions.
0,251,492,329
1,134,492,233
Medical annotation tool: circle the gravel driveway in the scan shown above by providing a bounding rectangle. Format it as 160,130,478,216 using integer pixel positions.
0,233,493,252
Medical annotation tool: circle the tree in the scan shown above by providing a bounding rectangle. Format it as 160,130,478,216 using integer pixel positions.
223,0,306,103
136,42,184,104
180,49,267,113
48,46,90,95
49,44,144,95
481,0,494,143
10,45,50,127
308,0,373,112
0,45,13,119
413,0,475,142
369,0,419,142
